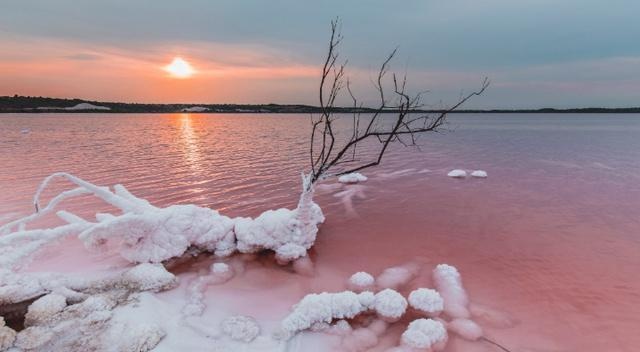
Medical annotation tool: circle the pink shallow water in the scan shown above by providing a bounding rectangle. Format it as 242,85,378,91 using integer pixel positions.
1,113,640,351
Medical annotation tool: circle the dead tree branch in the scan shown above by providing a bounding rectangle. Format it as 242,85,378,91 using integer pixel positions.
309,19,489,186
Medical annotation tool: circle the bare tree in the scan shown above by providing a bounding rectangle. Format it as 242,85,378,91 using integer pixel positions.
308,19,489,187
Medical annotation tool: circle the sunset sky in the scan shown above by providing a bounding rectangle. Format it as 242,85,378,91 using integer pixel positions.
1,0,639,108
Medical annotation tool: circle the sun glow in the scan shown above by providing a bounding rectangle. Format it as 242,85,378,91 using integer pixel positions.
164,57,195,78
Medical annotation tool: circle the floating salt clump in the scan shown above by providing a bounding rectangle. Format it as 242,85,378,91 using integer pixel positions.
211,262,234,283
280,291,374,337
408,288,444,316
447,169,467,178
433,264,470,319
21,128,30,134
401,319,448,351
338,173,368,184
348,272,375,291
447,318,483,341
221,315,261,342
376,264,417,290
373,289,407,321
0,317,16,350
471,170,488,178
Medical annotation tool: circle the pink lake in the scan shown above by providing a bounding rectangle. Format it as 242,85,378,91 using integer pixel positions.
1,113,640,351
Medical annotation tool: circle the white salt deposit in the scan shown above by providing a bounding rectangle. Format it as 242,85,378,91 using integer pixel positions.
400,319,448,350
181,106,209,112
280,291,373,337
447,318,483,341
64,103,111,111
408,288,444,315
376,264,417,290
471,170,488,178
221,315,261,342
0,317,16,350
433,264,470,319
447,169,467,178
25,293,67,326
348,272,375,291
373,289,407,321
338,172,368,184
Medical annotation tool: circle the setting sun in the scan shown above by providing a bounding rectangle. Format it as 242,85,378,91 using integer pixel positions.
164,57,195,78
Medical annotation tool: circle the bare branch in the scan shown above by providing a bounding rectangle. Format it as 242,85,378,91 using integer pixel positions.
309,19,489,184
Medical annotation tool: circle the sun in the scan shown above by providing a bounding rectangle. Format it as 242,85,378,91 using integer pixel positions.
164,57,195,78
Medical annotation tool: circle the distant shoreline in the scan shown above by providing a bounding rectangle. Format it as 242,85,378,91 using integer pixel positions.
2,95,640,114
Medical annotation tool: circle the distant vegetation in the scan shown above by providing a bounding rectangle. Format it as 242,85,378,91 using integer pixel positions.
1,95,640,114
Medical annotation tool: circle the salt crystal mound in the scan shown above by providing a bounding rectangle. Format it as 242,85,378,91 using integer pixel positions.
338,172,368,184
433,264,470,319
376,264,417,290
348,272,375,291
408,288,444,316
373,289,407,321
280,291,375,338
400,319,448,351
447,318,483,341
24,293,67,326
0,172,324,267
447,169,467,178
471,170,488,178
221,315,261,342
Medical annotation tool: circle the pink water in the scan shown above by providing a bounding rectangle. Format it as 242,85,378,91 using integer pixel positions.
1,113,640,351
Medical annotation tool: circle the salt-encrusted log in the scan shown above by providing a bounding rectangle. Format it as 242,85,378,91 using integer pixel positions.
0,172,324,268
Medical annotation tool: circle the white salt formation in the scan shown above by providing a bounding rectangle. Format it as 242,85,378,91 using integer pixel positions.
400,319,448,351
433,264,470,319
221,315,261,342
338,172,368,184
447,318,483,341
408,288,444,316
471,170,488,178
447,169,467,178
348,272,375,291
0,317,16,350
376,264,417,290
280,291,375,338
181,106,209,112
65,103,111,111
373,289,407,321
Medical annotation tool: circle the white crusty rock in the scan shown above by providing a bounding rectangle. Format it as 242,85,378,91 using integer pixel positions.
338,173,368,184
122,263,177,292
447,169,467,178
373,289,407,321
408,288,444,316
433,264,470,319
348,272,375,292
112,323,166,352
221,315,261,343
471,170,488,178
25,293,67,326
15,326,54,350
401,319,448,351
